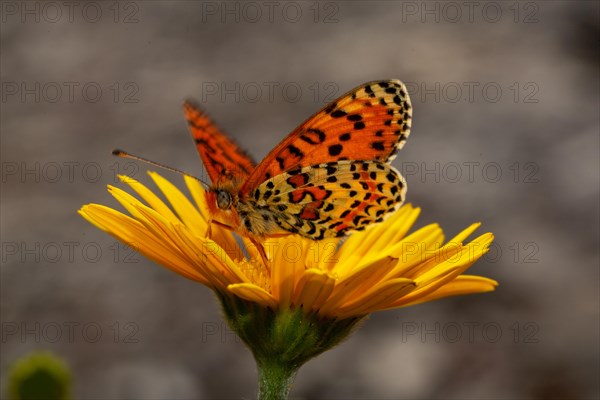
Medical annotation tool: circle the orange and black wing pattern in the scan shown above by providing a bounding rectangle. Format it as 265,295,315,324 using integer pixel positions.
240,80,411,194
183,100,256,184
237,80,412,240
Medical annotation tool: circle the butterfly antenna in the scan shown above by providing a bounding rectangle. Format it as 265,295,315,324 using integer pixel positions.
112,149,210,188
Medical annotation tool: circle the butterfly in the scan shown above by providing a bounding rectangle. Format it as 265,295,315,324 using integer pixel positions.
183,80,412,254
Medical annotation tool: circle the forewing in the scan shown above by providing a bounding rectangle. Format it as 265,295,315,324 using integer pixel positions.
183,100,256,184
247,160,406,240
240,80,412,194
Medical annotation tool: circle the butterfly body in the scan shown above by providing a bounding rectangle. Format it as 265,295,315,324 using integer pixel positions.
185,80,412,243
205,185,287,239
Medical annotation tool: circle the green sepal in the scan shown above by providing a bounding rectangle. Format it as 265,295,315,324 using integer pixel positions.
216,291,364,399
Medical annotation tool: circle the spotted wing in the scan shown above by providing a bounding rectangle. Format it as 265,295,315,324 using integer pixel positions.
183,100,256,184
246,160,406,240
240,80,412,195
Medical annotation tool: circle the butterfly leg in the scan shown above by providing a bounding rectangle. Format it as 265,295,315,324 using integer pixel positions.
206,218,271,272
246,235,270,272
206,218,213,238
206,218,233,237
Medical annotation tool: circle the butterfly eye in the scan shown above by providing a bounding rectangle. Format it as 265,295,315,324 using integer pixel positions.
216,190,232,210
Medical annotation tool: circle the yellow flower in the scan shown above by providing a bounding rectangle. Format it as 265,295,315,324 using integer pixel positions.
79,171,498,398
79,172,497,320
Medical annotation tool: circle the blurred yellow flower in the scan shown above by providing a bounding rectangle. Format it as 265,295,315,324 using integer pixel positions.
79,172,497,320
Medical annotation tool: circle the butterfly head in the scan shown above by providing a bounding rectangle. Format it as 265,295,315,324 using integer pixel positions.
206,183,238,214
205,186,242,233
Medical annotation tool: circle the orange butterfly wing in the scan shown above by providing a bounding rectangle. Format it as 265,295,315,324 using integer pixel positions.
182,81,412,242
248,160,407,239
183,100,256,184
240,80,412,195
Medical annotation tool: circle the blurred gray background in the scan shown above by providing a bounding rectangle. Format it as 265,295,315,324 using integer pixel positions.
1,1,598,399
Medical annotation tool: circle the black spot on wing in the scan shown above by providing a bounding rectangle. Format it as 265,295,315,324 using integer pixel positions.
288,145,303,157
276,157,285,169
300,128,326,145
328,144,343,156
354,122,365,130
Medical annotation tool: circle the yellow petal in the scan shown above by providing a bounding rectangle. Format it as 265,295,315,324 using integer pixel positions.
382,223,445,277
447,222,482,244
292,269,335,312
171,222,250,287
405,242,465,281
390,275,498,308
392,233,494,306
305,238,341,272
338,205,419,268
336,278,416,319
183,174,209,220
118,175,180,224
319,256,397,315
228,283,277,309
79,205,207,284
170,224,238,289
148,172,207,238
364,204,421,255
269,236,309,308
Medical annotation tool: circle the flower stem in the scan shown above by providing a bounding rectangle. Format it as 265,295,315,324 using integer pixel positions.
256,360,298,400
